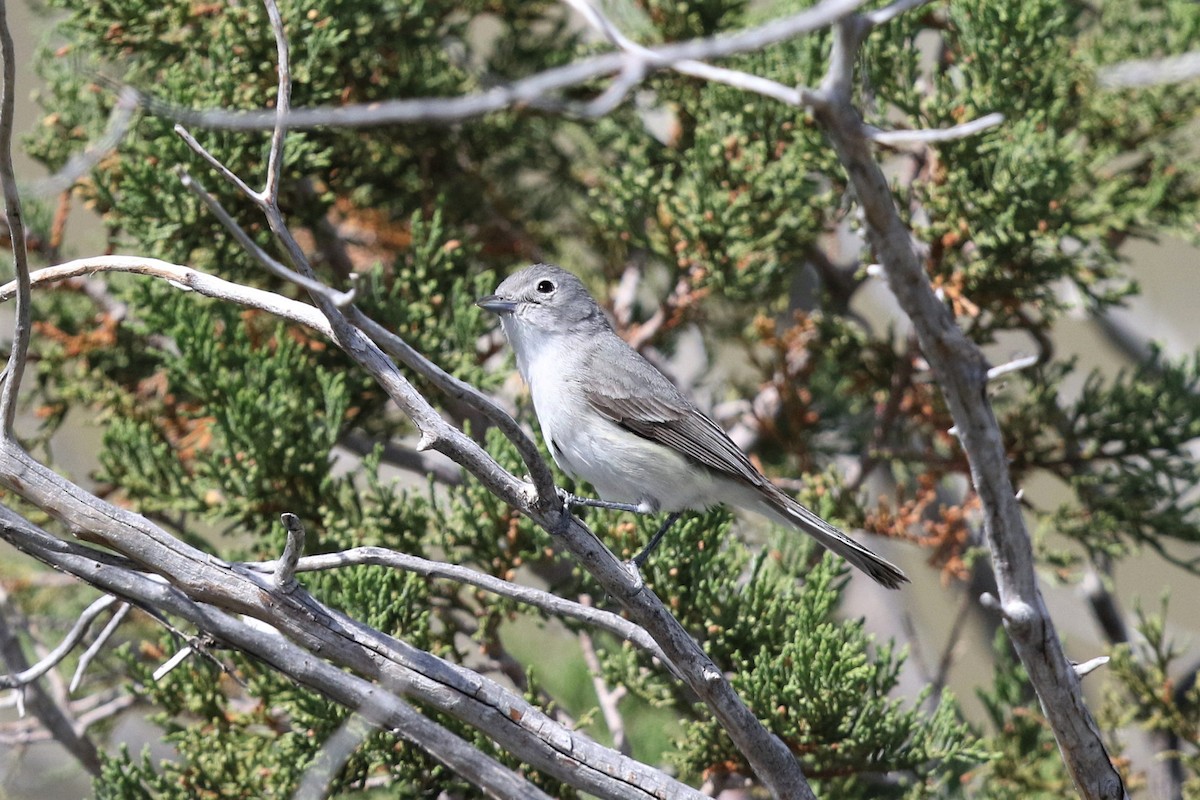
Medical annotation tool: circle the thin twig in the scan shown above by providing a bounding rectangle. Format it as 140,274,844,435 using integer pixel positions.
1081,560,1130,647
578,596,630,755
69,602,131,694
0,691,136,745
1098,51,1200,88
671,59,805,105
0,0,31,433
568,59,647,116
561,0,638,50
173,124,258,199
848,335,917,493
986,354,1039,382
1073,656,1109,678
863,0,935,28
73,691,137,729
293,713,377,800
563,0,810,108
152,644,194,682
26,87,140,197
867,112,1005,145
246,546,674,669
174,166,356,305
0,596,121,689
138,0,868,131
0,257,344,327
338,431,464,486
260,0,290,204
274,512,305,591
612,264,642,328
931,589,973,695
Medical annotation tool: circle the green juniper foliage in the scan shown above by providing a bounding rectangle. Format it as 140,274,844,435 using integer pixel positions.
1049,351,1200,569
617,518,988,795
9,0,1200,795
1103,597,1200,799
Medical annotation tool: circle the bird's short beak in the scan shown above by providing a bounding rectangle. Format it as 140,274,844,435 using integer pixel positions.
476,295,517,315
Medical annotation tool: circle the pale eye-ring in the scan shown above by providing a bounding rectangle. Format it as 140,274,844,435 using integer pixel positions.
536,279,555,294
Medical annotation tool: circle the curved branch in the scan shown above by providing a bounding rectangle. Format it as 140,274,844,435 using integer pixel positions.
0,0,31,432
0,506,560,800
136,0,867,130
0,595,121,689
0,481,702,799
70,602,132,694
808,14,1127,800
867,112,1005,145
245,545,674,668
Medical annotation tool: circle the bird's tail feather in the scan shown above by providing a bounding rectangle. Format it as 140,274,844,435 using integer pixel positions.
754,487,909,590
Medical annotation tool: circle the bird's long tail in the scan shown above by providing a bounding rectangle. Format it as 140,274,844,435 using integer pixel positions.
754,486,909,590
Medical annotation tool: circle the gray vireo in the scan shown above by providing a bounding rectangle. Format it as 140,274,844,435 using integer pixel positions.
477,263,908,589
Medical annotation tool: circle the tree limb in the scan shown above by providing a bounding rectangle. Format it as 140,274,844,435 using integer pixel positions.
135,0,869,130
0,0,31,432
245,544,675,669
806,14,1127,800
0,506,563,800
0,595,121,689
0,491,702,799
0,589,102,775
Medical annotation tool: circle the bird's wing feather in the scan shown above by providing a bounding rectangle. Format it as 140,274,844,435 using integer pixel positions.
580,339,765,488
580,335,910,590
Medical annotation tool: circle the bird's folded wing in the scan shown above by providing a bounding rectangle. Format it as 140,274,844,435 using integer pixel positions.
580,356,766,489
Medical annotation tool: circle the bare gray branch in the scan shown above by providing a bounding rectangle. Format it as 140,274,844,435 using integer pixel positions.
140,0,867,130
246,545,674,668
0,0,31,432
808,13,1127,800
1099,51,1200,88
0,595,121,689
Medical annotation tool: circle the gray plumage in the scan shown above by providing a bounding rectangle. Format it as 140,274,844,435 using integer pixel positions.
477,263,908,589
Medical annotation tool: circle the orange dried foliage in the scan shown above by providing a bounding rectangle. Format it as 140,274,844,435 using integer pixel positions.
234,308,328,355
664,277,710,333
32,315,118,357
135,371,214,464
701,761,746,781
863,475,978,583
754,313,824,462
929,270,981,319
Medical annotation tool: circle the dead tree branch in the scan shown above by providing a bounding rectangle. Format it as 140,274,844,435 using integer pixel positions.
803,12,1126,800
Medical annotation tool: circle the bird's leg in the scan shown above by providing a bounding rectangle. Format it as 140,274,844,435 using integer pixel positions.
632,512,682,569
553,488,677,567
556,488,647,515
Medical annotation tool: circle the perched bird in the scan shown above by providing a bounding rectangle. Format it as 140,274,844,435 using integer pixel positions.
477,264,908,589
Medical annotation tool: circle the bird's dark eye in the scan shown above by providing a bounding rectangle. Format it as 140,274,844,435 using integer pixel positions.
536,279,555,294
